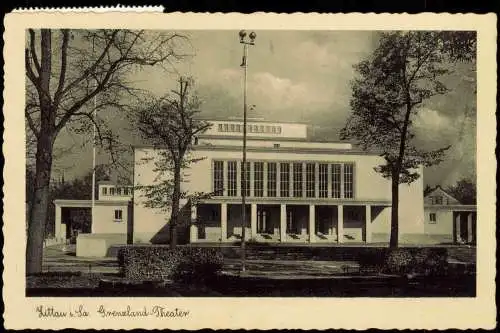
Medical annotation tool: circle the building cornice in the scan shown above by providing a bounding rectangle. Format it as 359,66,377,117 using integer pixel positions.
54,199,131,207
198,197,391,206
191,145,381,156
424,204,476,211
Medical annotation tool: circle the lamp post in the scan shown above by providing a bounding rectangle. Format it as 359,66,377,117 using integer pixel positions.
239,30,256,273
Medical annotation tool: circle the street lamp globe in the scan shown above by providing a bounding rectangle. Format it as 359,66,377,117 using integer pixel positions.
239,30,247,42
249,31,257,43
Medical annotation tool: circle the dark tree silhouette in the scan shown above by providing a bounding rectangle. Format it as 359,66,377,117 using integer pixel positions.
341,31,476,248
25,29,189,273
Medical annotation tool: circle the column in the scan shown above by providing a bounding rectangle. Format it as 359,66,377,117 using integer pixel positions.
455,212,461,243
190,204,198,243
251,203,257,238
220,203,227,242
309,204,316,243
337,205,344,243
55,204,63,243
365,205,372,243
280,204,287,242
340,163,345,199
467,212,473,243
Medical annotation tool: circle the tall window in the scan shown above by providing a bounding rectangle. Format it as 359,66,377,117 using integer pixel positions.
331,164,341,198
227,161,237,196
213,160,224,196
319,163,328,198
280,163,290,197
102,187,108,196
114,209,123,221
344,163,354,198
293,163,303,197
306,163,315,198
267,162,277,197
110,187,116,195
254,162,264,197
241,161,250,197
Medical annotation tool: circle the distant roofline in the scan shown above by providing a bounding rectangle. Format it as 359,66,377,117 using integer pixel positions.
425,185,461,203
196,134,352,144
133,144,383,156
196,116,312,125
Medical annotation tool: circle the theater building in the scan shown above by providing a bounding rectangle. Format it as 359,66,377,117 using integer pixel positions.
133,119,425,245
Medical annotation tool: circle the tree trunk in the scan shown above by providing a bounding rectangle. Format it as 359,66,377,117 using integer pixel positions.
26,133,54,274
389,172,399,248
169,166,181,249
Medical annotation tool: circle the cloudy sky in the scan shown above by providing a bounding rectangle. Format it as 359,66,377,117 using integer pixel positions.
52,30,476,187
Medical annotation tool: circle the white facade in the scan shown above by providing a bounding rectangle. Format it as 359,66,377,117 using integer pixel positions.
133,119,425,244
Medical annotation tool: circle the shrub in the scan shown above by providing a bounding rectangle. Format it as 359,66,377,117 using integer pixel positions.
413,248,448,276
384,249,415,275
358,248,388,274
118,246,224,284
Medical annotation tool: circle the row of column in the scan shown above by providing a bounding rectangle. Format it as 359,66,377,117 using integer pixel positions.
190,203,372,243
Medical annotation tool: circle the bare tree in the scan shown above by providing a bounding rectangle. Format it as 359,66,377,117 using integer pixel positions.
25,29,189,273
135,77,211,248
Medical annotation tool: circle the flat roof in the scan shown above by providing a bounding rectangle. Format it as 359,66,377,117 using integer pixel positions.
195,116,311,125
54,199,131,207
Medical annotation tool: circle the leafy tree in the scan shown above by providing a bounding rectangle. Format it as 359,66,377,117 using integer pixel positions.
25,29,188,273
340,31,476,248
134,77,211,248
447,178,476,205
423,184,434,197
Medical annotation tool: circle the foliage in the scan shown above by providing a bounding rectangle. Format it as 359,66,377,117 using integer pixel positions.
340,31,476,247
357,248,449,276
446,178,476,204
133,77,211,248
25,28,189,273
118,246,224,284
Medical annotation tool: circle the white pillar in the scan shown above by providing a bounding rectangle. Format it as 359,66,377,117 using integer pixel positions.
190,204,197,243
251,203,257,238
249,162,255,197
277,163,281,196
55,204,63,243
309,204,316,243
220,203,227,242
302,162,306,198
337,205,344,243
467,212,473,243
280,204,286,242
455,213,461,243
365,205,372,243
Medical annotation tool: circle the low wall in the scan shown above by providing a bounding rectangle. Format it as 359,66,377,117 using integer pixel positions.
76,233,127,257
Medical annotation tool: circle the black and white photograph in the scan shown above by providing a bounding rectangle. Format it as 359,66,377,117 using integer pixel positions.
3,11,496,330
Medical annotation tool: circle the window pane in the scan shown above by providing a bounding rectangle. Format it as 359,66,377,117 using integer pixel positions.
293,163,303,198
331,164,341,198
280,163,290,197
319,163,328,198
102,187,107,195
344,163,354,199
306,163,315,198
213,160,224,196
227,161,237,196
254,162,264,197
240,161,250,197
267,162,277,197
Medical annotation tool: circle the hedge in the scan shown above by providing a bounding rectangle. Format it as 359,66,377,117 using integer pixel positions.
117,246,224,284
359,248,448,276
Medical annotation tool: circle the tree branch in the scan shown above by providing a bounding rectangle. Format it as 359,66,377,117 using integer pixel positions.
53,29,70,108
